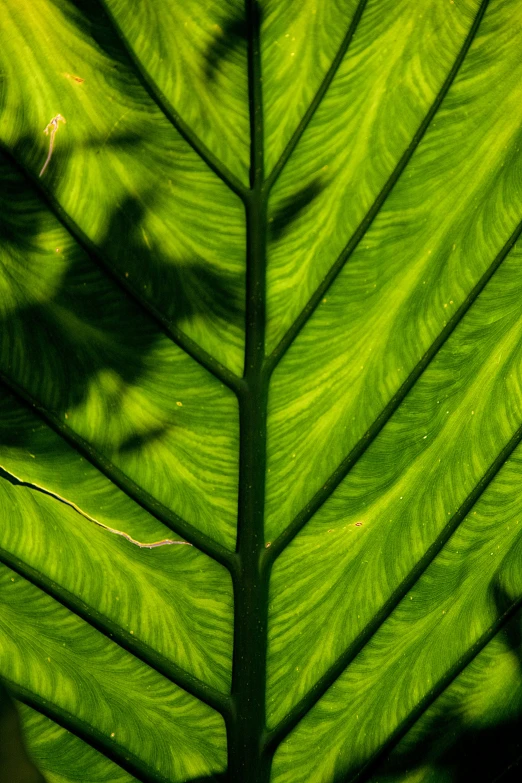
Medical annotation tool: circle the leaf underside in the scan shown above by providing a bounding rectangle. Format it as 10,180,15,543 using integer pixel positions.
0,0,522,782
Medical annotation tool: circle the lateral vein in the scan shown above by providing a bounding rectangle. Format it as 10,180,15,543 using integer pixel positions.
266,0,491,375
96,0,248,201
266,411,522,753
267,213,522,561
0,141,242,394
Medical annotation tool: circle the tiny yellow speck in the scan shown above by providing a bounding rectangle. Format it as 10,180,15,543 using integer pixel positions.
176,401,183,407
111,732,115,738
265,541,271,548
130,630,134,635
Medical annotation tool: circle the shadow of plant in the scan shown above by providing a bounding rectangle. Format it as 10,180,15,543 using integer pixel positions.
347,583,522,783
0,129,244,458
203,0,264,84
0,686,46,783
0,130,243,779
204,17,247,83
268,177,327,242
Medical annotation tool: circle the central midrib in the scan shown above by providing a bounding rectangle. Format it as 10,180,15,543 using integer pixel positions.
226,1,273,780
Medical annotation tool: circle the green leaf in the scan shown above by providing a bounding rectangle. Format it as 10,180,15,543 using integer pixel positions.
1,0,522,782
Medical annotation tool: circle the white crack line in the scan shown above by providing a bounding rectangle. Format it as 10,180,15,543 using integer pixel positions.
0,465,192,549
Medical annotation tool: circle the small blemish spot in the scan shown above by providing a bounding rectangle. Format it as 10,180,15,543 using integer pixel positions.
176,401,183,407
265,541,271,548
355,522,363,527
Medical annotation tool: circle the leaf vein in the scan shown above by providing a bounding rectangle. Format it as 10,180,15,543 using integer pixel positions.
0,142,243,395
266,410,522,752
0,371,237,573
0,548,231,718
264,0,369,192
3,678,178,783
349,598,522,783
96,0,248,200
267,213,522,561
265,0,491,373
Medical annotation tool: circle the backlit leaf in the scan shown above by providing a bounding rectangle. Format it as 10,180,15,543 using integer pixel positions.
0,1,521,781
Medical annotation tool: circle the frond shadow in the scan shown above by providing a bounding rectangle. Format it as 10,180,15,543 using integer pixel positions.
204,17,247,83
0,130,243,458
339,583,522,783
0,684,46,783
268,177,327,242
0,103,246,780
203,1,262,83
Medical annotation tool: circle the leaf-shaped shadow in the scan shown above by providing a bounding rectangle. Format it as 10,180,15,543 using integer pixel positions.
46,0,129,69
268,178,327,242
100,193,244,332
0,684,46,783
0,124,245,779
493,583,522,661
204,17,247,82
353,581,522,783
203,1,262,82
0,136,243,458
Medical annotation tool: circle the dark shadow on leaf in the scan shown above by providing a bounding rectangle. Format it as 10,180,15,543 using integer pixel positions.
99,193,244,331
203,1,262,83
0,12,246,783
204,17,247,82
0,683,46,783
46,0,130,69
269,178,327,242
118,425,173,456
346,595,522,783
0,133,243,459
